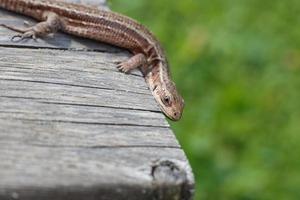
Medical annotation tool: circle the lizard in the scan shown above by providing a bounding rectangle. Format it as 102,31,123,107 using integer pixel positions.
0,0,184,121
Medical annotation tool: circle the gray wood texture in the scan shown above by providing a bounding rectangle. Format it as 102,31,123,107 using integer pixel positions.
0,1,194,199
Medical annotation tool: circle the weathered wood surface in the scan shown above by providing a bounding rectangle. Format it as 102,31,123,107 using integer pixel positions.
0,1,194,200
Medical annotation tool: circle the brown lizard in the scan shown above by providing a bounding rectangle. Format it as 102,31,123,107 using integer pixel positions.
0,0,184,121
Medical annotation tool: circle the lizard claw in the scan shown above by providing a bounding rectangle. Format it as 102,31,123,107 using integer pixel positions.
117,62,131,74
10,31,37,42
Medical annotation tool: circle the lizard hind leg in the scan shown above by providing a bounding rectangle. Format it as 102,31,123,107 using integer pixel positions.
117,53,148,73
0,12,61,42
0,24,35,41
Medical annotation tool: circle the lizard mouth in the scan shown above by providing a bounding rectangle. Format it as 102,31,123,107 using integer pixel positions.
159,105,181,121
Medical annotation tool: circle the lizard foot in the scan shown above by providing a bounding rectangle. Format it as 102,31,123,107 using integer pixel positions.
0,12,62,42
116,53,148,74
117,61,132,74
11,31,37,42
0,24,37,42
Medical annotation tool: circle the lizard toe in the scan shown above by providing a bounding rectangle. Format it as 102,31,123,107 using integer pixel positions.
117,63,131,74
11,31,36,42
11,34,24,42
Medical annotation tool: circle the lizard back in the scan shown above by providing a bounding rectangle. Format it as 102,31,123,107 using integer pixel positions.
0,0,168,67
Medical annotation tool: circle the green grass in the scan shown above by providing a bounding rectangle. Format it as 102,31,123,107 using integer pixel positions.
110,0,300,199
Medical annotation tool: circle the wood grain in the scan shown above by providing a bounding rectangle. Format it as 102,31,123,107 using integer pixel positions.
0,0,195,199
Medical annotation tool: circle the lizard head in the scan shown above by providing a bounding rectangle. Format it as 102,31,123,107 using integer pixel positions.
144,58,184,121
152,80,185,121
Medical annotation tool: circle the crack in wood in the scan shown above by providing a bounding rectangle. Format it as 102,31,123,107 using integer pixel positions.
0,117,170,128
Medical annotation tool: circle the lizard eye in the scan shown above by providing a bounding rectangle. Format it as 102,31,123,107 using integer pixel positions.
162,96,171,105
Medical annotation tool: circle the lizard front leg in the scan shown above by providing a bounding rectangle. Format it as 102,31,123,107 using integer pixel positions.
117,53,148,73
0,12,62,41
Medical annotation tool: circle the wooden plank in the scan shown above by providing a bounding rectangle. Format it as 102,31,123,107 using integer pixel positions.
0,79,154,109
0,1,195,199
0,97,167,127
0,119,179,148
0,47,145,90
0,48,157,112
0,143,193,200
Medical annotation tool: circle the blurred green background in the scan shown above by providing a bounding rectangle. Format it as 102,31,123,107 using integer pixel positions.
110,0,300,199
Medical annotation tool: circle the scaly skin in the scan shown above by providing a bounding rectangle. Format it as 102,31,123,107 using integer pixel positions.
0,0,184,120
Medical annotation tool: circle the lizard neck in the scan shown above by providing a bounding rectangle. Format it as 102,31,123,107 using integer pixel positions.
145,60,171,97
